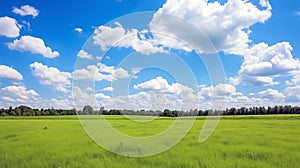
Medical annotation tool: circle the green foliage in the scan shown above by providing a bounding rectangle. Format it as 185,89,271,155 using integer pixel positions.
0,105,77,116
83,105,94,115
0,105,300,117
0,115,299,167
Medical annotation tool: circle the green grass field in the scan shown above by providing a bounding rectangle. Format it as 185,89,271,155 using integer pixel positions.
0,115,299,167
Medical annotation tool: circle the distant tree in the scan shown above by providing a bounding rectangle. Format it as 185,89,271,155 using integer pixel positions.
163,109,172,117
49,108,57,115
15,108,21,116
284,105,292,114
7,106,13,115
274,106,279,114
16,105,33,116
172,110,179,117
99,107,105,115
68,108,77,115
240,107,246,115
83,105,93,115
229,108,237,115
198,110,204,116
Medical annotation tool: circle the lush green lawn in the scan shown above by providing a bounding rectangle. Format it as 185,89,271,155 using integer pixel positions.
0,115,299,167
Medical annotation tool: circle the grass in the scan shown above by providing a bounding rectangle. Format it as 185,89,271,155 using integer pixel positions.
0,115,299,167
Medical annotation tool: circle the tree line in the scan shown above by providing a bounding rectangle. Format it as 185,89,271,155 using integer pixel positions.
0,105,76,116
0,105,300,117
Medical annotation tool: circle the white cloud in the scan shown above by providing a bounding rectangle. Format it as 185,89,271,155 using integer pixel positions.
74,28,83,33
119,91,152,110
73,65,114,81
101,91,167,110
12,5,39,18
0,84,74,109
283,86,300,102
85,87,94,92
149,0,272,55
131,67,142,74
93,22,167,55
132,76,198,110
72,86,98,107
30,62,71,93
134,76,182,95
73,63,130,82
2,96,15,103
47,98,71,109
95,93,111,99
96,56,102,60
198,83,236,99
0,16,21,38
77,49,93,60
102,87,114,92
230,75,278,86
0,65,23,80
72,86,111,109
22,21,31,31
259,88,285,99
286,71,300,86
8,36,59,58
231,42,300,86
249,93,255,96
73,65,105,81
113,67,130,79
1,85,39,101
98,63,115,74
259,0,271,8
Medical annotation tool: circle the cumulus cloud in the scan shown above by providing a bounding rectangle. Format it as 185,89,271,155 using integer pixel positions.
0,86,73,109
47,98,72,109
198,83,236,99
197,85,286,109
77,49,93,60
0,65,23,80
0,16,21,38
149,0,272,55
134,76,182,95
73,65,107,81
113,68,130,79
72,86,112,109
284,86,300,102
30,62,71,93
8,36,59,58
12,5,39,18
230,42,300,86
74,28,83,33
1,85,39,102
95,93,111,99
73,63,130,82
286,71,300,86
131,67,142,74
93,22,167,55
259,88,285,99
101,87,114,92
132,76,198,110
2,96,15,103
72,86,98,107
259,0,271,8
72,76,196,110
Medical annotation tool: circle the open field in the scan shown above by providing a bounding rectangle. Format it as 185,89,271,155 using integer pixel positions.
0,115,300,167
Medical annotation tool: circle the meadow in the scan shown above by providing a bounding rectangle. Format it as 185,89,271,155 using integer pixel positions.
0,115,299,167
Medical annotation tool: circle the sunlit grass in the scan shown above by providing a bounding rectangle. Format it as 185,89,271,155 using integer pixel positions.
0,115,299,167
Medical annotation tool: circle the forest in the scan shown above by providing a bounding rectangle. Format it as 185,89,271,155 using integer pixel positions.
0,104,300,117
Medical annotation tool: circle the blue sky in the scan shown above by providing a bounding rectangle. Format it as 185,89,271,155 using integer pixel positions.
0,0,299,110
